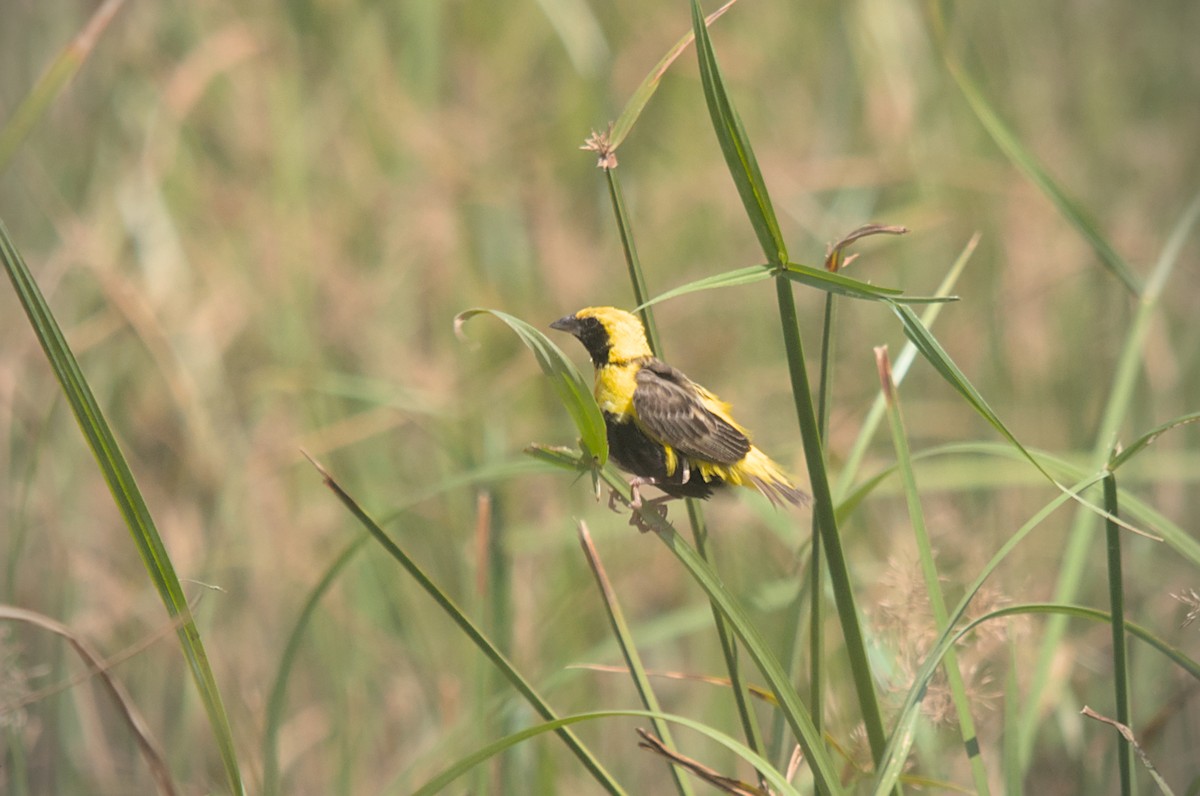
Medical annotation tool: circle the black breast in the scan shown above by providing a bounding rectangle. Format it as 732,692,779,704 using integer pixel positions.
604,413,722,499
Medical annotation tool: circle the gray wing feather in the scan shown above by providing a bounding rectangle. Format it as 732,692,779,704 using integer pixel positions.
633,360,750,464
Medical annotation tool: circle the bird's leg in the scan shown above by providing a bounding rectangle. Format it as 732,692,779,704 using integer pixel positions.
606,476,655,512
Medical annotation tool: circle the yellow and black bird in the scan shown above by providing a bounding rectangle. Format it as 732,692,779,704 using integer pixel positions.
551,306,808,511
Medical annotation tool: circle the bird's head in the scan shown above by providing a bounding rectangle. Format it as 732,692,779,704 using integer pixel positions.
550,306,652,366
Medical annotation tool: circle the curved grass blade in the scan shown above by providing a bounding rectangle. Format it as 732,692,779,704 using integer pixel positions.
869,477,1102,795
1110,414,1200,472
609,0,740,150
689,0,786,265
839,440,1200,570
413,709,802,796
887,299,1151,537
456,308,607,464
635,264,774,310
0,219,245,794
1019,188,1200,769
262,534,369,796
637,262,955,311
874,600,1200,796
595,467,843,795
784,261,955,303
0,605,178,796
304,453,627,796
0,0,128,173
924,2,1140,296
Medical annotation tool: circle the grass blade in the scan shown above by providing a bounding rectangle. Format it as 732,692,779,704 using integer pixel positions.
578,522,695,796
262,534,369,796
835,233,978,498
1110,411,1200,471
638,261,956,311
870,477,1101,795
1018,187,1200,771
0,0,127,173
776,276,889,765
414,709,802,796
689,0,786,264
784,261,954,303
456,308,607,463
594,466,843,794
608,0,740,150
888,300,1149,537
1102,473,1133,796
303,453,627,796
0,605,177,796
924,1,1140,295
876,347,990,794
0,219,245,795
688,0,890,765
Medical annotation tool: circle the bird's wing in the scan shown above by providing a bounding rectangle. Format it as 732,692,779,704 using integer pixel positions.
633,359,751,465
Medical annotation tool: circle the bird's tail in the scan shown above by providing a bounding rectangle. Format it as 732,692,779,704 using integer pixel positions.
739,447,809,508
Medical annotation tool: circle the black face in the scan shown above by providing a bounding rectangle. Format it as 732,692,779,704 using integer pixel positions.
550,314,611,367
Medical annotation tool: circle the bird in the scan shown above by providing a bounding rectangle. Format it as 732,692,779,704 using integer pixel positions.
550,306,808,518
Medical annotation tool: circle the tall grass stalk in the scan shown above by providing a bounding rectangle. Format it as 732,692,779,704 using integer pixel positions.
0,220,246,796
1103,473,1133,795
688,0,888,766
597,137,769,765
305,454,627,795
578,521,696,796
1018,191,1200,771
876,346,990,794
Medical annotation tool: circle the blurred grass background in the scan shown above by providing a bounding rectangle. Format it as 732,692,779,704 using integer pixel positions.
1,0,1198,793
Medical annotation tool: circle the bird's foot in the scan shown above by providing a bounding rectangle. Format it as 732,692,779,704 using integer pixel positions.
607,477,672,532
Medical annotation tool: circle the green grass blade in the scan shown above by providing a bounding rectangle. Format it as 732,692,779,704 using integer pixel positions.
784,261,953,302
969,604,1200,681
1019,188,1200,771
887,300,1149,538
305,454,627,796
0,0,128,173
577,522,695,796
413,709,803,796
870,477,1103,795
1109,412,1200,472
689,0,787,264
598,151,765,766
0,219,245,794
595,467,843,793
776,278,889,767
839,439,1200,571
608,0,740,150
925,1,1141,296
263,534,369,796
835,234,977,498
1102,473,1133,796
636,264,775,309
602,168,663,353
637,261,957,310
456,308,607,464
876,599,1200,796
876,348,990,795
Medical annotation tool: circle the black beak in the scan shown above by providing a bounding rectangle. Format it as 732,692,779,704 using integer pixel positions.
549,315,580,334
